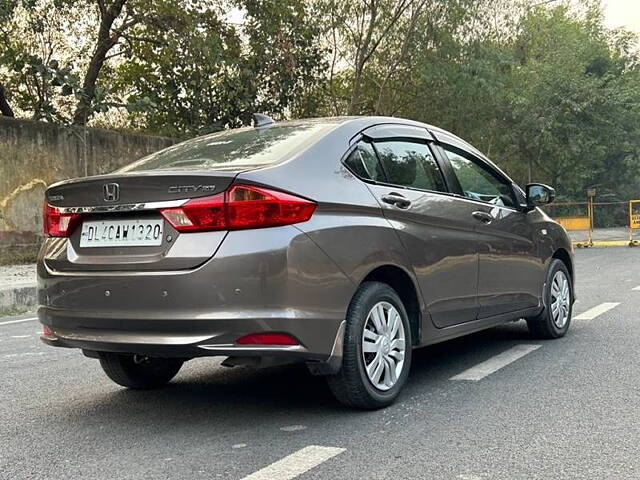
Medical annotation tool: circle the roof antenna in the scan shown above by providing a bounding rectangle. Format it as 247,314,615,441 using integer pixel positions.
253,113,275,128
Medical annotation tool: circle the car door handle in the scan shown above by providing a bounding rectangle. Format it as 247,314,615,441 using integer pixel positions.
381,193,412,209
472,211,494,224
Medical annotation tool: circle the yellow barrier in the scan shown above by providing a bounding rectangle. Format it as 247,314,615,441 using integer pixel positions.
549,201,592,247
630,200,640,229
550,199,640,247
555,216,590,231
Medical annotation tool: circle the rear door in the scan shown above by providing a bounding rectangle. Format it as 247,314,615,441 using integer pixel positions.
345,125,480,327
436,142,542,318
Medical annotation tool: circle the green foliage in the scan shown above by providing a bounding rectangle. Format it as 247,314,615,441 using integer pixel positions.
241,0,328,120
114,1,245,136
2,0,640,202
504,6,640,202
0,0,83,121
385,1,640,203
115,0,327,137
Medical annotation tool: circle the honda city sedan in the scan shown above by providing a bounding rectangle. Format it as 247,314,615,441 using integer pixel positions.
38,115,574,408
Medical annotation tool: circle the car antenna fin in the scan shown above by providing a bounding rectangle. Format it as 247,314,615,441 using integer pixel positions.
253,113,275,128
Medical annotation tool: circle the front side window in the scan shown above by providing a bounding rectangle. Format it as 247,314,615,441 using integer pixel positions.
374,140,446,192
443,146,515,207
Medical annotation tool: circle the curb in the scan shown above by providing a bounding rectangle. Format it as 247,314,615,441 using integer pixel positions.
0,283,37,315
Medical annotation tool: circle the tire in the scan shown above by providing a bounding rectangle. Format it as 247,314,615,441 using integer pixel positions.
526,259,573,339
327,281,412,409
99,353,183,389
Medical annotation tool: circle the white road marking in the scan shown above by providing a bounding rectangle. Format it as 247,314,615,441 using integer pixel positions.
450,344,541,381
633,286,640,291
280,425,306,432
10,335,30,338
573,302,620,320
3,352,45,359
0,317,37,326
240,446,345,480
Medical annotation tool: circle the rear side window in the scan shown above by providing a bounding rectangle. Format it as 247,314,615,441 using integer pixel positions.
374,140,446,192
120,123,337,172
344,142,386,182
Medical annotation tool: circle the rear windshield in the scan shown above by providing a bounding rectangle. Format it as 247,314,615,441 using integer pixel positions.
119,123,337,172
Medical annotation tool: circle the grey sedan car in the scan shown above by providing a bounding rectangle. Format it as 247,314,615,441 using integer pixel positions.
38,115,574,409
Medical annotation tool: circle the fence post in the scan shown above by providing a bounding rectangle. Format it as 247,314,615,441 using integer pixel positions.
587,196,593,247
630,200,633,246
586,189,596,247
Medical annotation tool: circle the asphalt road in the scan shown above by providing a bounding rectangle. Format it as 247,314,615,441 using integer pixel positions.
1,248,639,480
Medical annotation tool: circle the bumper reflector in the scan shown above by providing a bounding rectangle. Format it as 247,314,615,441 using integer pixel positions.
235,333,299,346
41,325,56,339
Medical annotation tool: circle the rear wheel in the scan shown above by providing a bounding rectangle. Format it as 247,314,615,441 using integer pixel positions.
99,353,183,389
526,259,573,339
327,281,412,409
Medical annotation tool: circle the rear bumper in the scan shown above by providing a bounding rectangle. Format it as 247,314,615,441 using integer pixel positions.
37,225,355,370
38,307,342,364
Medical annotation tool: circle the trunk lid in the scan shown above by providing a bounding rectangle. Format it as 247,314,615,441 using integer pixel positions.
43,171,237,272
46,171,236,207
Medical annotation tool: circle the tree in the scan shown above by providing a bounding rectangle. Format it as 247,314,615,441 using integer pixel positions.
114,0,327,137
0,0,178,124
0,0,84,121
72,0,130,125
319,0,415,115
0,0,15,116
241,0,328,120
0,83,13,116
316,0,478,116
2,0,640,206
113,2,246,136
496,4,640,199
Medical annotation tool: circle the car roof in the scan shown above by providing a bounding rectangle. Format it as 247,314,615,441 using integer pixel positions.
281,116,486,157
310,116,511,182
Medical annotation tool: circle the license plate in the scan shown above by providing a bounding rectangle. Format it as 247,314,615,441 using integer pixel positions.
80,219,164,247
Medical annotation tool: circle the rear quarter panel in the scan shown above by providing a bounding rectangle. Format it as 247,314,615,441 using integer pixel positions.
236,122,427,328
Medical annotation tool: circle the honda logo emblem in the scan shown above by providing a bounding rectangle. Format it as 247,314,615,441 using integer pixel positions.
103,183,120,202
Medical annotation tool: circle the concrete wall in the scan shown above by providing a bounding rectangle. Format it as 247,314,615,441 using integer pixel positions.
0,117,176,264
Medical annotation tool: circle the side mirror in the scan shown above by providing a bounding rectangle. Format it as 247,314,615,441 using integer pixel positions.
526,183,555,209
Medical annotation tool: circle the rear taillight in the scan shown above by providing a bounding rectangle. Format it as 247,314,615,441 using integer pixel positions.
160,185,316,232
43,203,81,237
160,193,226,232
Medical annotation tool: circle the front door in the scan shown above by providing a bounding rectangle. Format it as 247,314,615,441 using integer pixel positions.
440,144,543,318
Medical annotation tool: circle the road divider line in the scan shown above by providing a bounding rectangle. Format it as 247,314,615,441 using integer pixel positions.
240,446,345,480
633,286,640,291
450,344,541,381
573,303,620,320
0,317,37,327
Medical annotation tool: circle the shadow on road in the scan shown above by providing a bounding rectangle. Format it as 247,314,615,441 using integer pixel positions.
47,320,542,434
